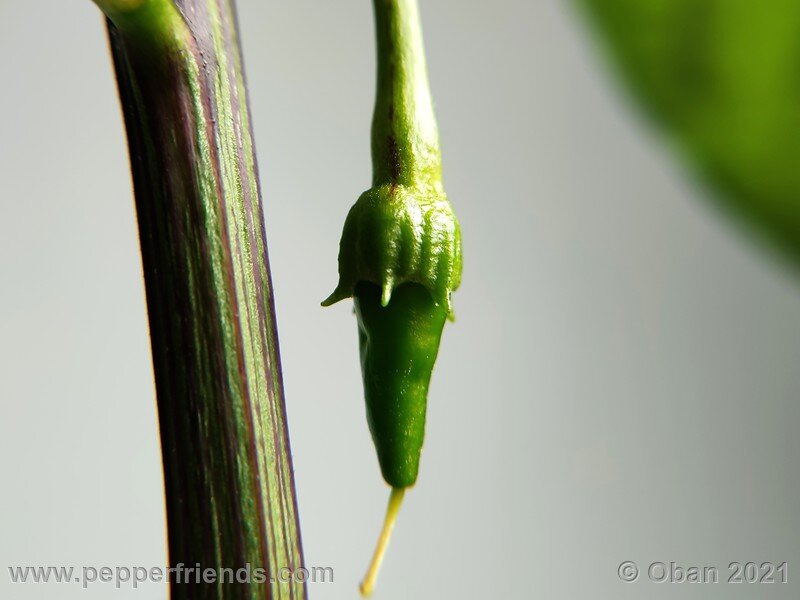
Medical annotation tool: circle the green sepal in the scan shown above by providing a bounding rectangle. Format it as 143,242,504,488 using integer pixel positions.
322,183,462,315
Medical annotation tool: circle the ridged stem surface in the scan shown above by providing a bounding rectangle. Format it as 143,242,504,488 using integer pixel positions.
97,1,305,598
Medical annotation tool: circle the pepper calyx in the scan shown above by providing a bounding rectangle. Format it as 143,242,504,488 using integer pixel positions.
322,183,462,315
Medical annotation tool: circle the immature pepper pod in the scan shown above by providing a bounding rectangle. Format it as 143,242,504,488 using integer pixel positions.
322,0,462,595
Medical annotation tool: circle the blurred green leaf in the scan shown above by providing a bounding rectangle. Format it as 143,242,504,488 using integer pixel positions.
576,0,800,265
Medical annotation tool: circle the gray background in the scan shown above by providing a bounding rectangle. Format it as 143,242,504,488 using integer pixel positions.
2,1,800,598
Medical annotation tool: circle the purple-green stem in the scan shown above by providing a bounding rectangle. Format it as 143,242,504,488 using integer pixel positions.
92,1,305,598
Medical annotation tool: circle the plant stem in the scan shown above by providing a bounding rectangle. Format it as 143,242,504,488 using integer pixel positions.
371,0,442,191
96,1,305,598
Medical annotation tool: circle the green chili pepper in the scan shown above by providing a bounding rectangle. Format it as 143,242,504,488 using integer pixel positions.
322,0,462,594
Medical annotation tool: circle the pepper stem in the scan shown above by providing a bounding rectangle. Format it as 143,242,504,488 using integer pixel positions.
371,0,442,190
360,487,407,597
